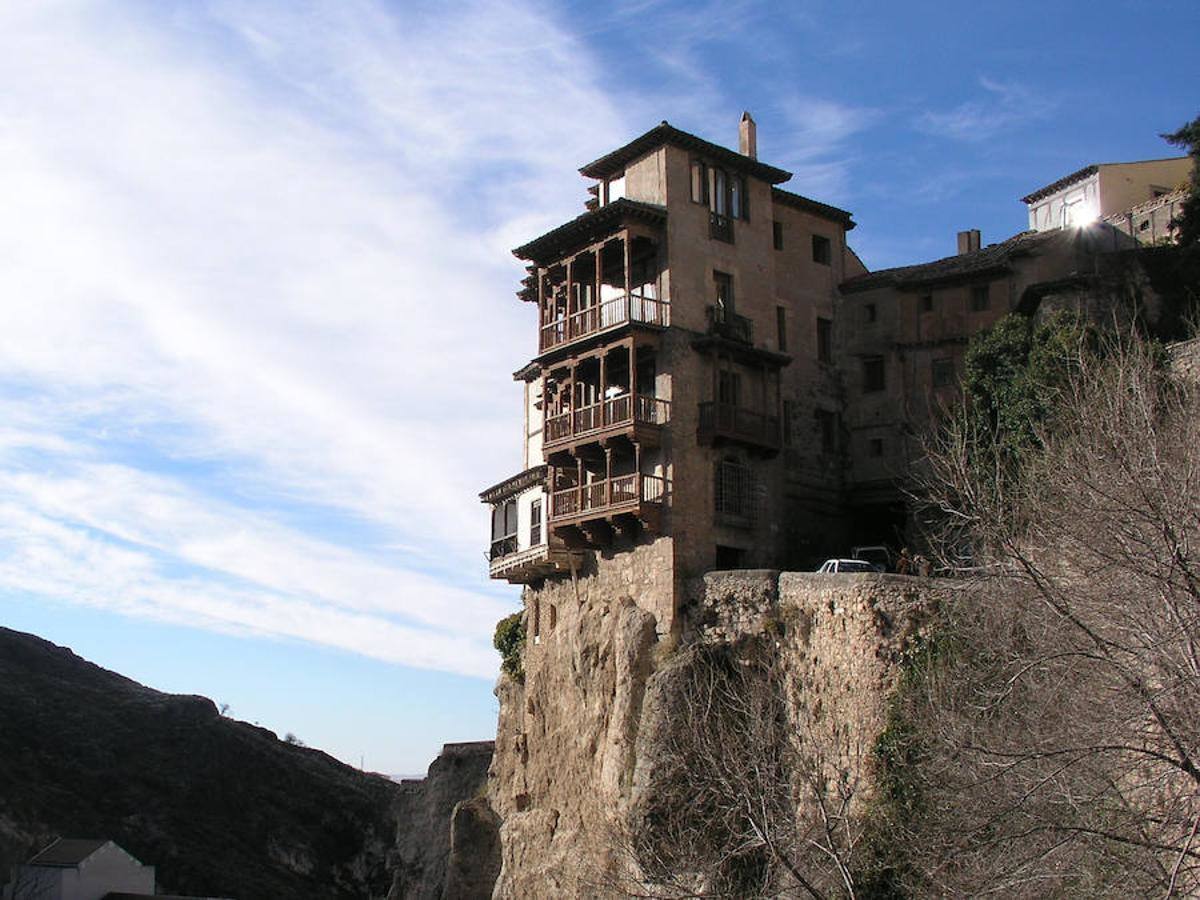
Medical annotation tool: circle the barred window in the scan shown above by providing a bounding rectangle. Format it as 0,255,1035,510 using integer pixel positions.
715,458,756,527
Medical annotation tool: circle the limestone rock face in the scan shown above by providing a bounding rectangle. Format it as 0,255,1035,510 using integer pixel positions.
388,741,495,900
485,570,945,897
488,585,658,897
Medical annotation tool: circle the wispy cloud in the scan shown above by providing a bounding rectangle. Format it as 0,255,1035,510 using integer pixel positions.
916,77,1057,142
0,0,631,676
769,96,879,200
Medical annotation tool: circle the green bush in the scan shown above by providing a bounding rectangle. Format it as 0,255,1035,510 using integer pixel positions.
493,612,525,681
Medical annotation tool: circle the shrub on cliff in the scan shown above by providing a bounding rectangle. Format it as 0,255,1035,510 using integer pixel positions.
493,613,524,681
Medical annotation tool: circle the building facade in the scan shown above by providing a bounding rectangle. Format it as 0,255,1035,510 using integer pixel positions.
482,116,862,632
1022,157,1190,235
483,117,1155,633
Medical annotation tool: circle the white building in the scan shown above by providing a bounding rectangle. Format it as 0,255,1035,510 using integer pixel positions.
1022,157,1191,231
3,839,153,900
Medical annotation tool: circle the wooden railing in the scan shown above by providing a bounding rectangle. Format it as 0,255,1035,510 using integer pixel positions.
544,396,670,448
489,534,519,561
697,401,781,451
550,473,667,520
539,293,669,352
710,212,733,243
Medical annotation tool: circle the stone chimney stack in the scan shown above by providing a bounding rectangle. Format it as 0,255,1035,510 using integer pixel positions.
957,229,981,255
739,112,757,160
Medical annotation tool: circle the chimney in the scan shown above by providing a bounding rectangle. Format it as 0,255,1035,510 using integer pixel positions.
957,229,981,255
739,111,757,160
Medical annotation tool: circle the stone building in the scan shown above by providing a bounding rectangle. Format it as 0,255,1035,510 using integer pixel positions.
482,115,862,633
482,117,1157,633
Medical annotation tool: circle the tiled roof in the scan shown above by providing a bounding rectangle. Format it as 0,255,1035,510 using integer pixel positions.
579,121,792,185
1021,164,1098,204
772,187,855,230
28,838,111,867
840,229,1063,293
480,465,546,504
511,198,666,264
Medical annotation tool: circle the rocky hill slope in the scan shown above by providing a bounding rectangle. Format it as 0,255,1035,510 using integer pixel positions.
0,626,402,899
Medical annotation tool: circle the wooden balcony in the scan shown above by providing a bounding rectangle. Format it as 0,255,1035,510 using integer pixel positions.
539,293,669,354
488,541,579,583
544,395,669,453
697,401,781,454
549,473,667,533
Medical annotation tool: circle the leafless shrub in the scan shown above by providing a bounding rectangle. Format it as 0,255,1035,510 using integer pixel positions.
896,336,1200,897
602,641,862,899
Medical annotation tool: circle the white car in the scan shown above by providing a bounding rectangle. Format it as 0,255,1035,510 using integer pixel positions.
817,558,881,574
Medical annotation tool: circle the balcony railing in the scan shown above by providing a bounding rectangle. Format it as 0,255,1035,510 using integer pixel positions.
544,395,670,449
550,473,667,521
710,212,734,243
698,401,781,452
489,534,519,561
706,305,753,344
539,292,669,353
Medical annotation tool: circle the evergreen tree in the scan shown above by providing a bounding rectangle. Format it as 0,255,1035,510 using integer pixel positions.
1163,113,1200,246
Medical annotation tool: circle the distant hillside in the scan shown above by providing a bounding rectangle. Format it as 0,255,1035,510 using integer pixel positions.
0,626,399,899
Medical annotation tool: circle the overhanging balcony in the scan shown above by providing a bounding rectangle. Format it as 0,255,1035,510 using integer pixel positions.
539,293,669,354
488,540,579,583
697,401,781,454
544,394,669,453
549,473,667,534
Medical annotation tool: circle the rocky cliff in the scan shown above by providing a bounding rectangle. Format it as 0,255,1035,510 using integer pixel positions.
482,570,945,896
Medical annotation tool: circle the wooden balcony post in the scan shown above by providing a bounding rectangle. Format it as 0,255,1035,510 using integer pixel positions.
629,341,639,422
576,457,584,514
599,350,607,427
605,447,612,508
623,231,632,323
595,244,603,326
548,464,557,517
635,441,643,503
565,257,574,339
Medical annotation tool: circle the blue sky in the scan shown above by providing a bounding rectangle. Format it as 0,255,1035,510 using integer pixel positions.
1,0,1195,774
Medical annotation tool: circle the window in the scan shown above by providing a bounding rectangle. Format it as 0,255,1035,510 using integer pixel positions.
971,284,990,312
776,306,788,352
718,370,742,407
816,409,837,453
714,271,734,315
920,293,933,313
863,356,885,392
772,220,783,250
932,358,954,388
529,498,543,546
490,498,518,559
715,545,747,569
812,234,832,265
817,317,833,363
864,303,878,324
692,158,748,242
868,437,884,458
715,458,756,527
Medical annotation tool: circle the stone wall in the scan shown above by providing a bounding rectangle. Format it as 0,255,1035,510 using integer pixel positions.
484,569,947,897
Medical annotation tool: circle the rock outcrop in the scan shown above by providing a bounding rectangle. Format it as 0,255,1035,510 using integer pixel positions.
484,570,946,896
389,740,495,899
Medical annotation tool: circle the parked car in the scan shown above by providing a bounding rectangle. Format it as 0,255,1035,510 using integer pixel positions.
817,558,881,574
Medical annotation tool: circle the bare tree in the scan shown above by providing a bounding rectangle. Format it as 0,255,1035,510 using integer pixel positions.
601,640,863,899
895,335,1200,897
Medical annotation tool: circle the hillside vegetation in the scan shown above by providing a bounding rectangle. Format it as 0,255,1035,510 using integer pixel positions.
0,627,399,899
